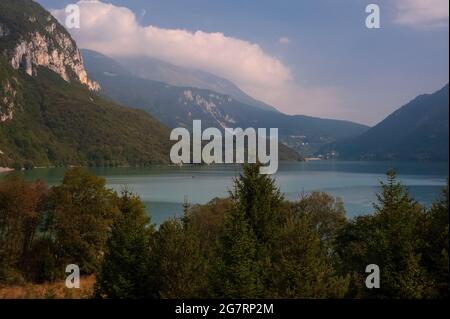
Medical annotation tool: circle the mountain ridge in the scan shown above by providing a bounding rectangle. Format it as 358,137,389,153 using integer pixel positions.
323,84,449,161
115,54,280,113
83,50,369,157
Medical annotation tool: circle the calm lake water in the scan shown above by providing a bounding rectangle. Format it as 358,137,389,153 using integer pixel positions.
10,161,449,225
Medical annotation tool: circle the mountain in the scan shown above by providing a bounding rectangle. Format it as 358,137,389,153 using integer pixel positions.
116,55,279,113
82,50,301,161
0,0,171,168
82,50,369,157
324,84,449,161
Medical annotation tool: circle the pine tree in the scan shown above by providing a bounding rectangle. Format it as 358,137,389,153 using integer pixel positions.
337,169,432,298
213,207,262,298
152,218,208,298
423,181,449,298
212,163,282,297
230,163,283,245
373,169,430,298
268,214,349,298
95,190,154,299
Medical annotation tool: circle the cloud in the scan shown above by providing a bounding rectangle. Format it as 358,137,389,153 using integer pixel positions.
52,1,292,91
394,0,449,28
51,0,346,119
279,37,291,44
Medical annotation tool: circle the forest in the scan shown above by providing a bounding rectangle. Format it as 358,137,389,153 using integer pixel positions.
0,164,448,299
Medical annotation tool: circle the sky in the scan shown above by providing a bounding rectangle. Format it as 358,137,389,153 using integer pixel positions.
36,0,449,125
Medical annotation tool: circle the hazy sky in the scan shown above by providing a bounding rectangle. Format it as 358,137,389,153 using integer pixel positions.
37,0,449,125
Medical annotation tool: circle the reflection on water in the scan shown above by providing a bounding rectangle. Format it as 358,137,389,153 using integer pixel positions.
10,161,449,225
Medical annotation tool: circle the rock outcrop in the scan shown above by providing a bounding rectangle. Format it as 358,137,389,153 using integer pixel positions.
9,28,100,91
1,5,99,92
0,1,100,124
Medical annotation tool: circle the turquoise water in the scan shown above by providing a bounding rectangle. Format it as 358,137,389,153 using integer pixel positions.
11,161,449,225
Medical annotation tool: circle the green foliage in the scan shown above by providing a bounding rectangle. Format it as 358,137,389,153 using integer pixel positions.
151,217,210,298
0,63,172,168
230,163,284,245
337,170,434,298
268,213,349,298
47,168,118,274
212,206,263,298
0,0,71,54
213,164,348,298
95,190,154,299
296,192,347,254
422,181,449,298
0,167,448,299
211,163,284,298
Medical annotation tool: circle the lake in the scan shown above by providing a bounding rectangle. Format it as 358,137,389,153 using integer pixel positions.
11,161,449,225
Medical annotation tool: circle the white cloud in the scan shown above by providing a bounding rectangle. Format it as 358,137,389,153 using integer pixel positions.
52,1,292,91
279,37,291,44
51,0,346,119
394,0,449,28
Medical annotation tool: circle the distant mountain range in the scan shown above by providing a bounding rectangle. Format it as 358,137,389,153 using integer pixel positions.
323,84,449,161
1,0,446,167
82,50,368,157
0,0,300,168
116,55,279,113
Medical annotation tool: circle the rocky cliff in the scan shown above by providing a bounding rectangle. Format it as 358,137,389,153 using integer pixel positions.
0,0,99,122
10,28,100,91
0,0,171,169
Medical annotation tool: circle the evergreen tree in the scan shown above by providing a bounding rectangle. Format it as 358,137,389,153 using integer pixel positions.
152,218,208,298
212,207,262,298
268,213,349,298
95,190,154,298
423,182,449,298
212,163,283,297
230,163,283,245
337,170,432,298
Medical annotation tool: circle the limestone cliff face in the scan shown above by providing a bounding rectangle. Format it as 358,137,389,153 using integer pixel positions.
9,20,100,91
0,2,100,123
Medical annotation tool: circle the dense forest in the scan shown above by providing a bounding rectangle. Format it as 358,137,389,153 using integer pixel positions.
0,165,448,299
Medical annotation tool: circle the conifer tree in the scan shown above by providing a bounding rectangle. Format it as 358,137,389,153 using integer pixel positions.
212,163,282,297
230,163,283,245
337,169,432,298
152,218,208,298
268,213,349,298
423,182,449,298
95,190,154,299
213,207,262,298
